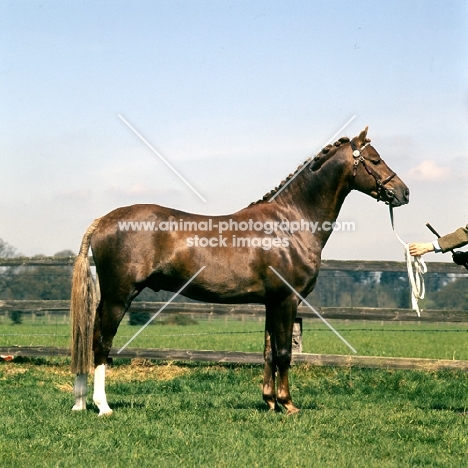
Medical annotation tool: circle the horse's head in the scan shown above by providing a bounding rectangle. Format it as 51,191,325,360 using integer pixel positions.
347,127,409,207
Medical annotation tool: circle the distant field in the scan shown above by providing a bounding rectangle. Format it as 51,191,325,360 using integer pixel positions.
1,315,468,360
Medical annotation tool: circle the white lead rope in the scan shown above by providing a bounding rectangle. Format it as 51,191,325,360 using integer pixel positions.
389,206,426,317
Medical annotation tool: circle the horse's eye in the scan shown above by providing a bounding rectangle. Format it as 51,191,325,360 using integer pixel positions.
370,159,381,165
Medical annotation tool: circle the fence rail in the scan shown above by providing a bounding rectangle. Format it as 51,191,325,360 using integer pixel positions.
0,256,465,273
2,345,468,372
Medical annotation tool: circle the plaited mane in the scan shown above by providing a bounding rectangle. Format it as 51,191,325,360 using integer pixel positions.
249,136,351,206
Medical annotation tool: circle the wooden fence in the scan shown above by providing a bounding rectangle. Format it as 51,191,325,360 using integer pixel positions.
1,257,468,371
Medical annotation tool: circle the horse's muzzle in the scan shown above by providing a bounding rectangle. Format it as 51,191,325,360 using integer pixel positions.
387,187,410,207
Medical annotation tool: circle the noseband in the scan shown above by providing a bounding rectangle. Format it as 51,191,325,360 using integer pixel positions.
350,140,396,204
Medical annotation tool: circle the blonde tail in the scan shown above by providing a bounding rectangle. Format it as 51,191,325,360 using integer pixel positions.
70,218,102,374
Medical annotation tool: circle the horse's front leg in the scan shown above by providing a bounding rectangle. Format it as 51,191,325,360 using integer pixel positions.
273,297,300,415
262,318,280,411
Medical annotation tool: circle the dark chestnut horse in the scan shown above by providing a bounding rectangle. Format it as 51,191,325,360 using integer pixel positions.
71,127,409,415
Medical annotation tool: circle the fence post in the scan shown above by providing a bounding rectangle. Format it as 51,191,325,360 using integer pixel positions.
292,317,303,354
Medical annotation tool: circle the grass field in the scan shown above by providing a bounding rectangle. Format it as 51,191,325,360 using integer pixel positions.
1,357,468,467
1,316,468,466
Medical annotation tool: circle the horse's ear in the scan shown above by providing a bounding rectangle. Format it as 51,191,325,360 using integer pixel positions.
354,126,370,145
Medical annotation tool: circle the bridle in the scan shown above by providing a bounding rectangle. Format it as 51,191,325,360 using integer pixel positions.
350,140,397,204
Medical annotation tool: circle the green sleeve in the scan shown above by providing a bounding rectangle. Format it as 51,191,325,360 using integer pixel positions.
438,224,468,252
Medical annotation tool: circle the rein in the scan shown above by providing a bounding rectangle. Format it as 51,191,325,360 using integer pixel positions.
389,205,426,317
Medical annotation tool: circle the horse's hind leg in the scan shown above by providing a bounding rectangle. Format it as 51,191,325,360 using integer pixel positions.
72,374,88,411
92,299,128,416
93,362,112,416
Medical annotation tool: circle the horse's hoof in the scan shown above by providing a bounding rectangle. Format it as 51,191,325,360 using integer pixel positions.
286,407,300,415
71,402,86,411
268,405,282,413
98,408,113,417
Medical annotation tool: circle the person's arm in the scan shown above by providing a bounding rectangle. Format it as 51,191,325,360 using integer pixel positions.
409,224,468,257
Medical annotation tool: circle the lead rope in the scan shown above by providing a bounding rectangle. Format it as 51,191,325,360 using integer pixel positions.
389,206,426,317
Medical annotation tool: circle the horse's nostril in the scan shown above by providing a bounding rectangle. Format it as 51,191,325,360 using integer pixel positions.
404,188,410,200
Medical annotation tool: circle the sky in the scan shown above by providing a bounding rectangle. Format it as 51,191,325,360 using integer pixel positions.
1,0,467,261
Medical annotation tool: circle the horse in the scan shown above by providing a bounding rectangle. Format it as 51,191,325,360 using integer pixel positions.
70,127,409,415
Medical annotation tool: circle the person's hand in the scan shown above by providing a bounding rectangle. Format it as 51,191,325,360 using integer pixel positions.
452,251,468,265
408,242,434,257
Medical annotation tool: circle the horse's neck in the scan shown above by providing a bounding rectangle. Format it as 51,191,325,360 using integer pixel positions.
274,163,351,246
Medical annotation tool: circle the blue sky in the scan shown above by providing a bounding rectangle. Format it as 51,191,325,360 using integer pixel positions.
1,0,467,260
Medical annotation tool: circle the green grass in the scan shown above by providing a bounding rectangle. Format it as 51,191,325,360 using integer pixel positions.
2,315,467,466
1,316,468,360
1,358,468,467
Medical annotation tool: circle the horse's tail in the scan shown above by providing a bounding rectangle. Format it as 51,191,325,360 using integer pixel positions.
70,218,102,375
